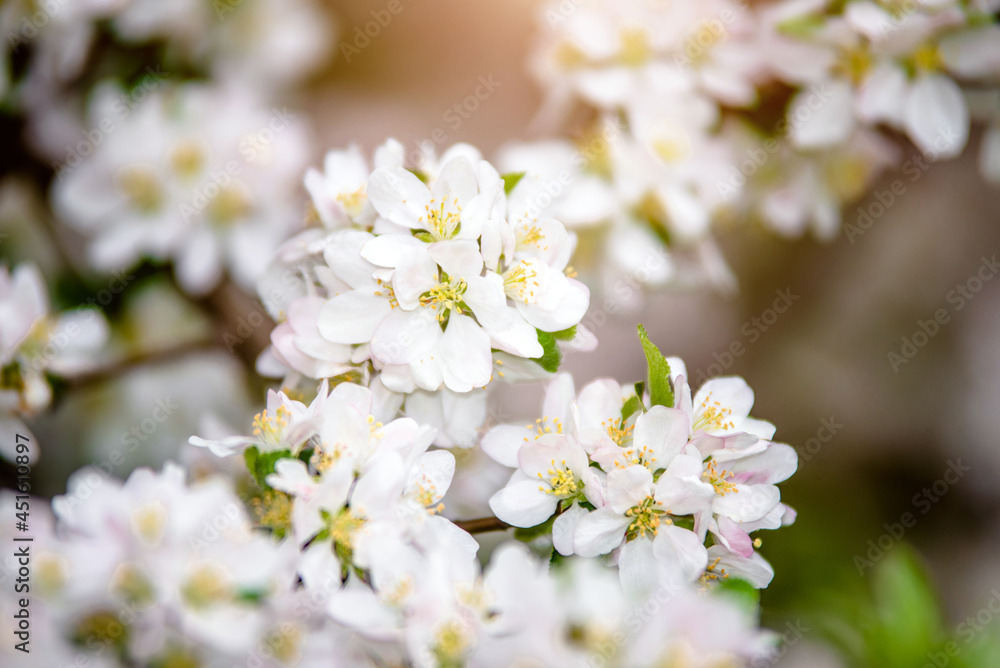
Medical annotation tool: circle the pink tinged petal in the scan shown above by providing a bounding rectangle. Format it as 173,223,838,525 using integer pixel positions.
618,537,658,596
299,539,344,591
463,275,512,331
371,308,441,365
739,502,786,533
488,309,544,358
707,545,774,588
367,167,431,228
581,468,606,508
412,450,455,503
606,465,654,514
175,228,222,295
715,516,754,558
845,1,894,41
482,424,534,468
553,503,587,556
741,418,777,441
323,230,378,289
328,381,374,416
374,417,422,459
726,443,799,484
857,62,907,124
439,314,493,391
352,455,407,516
653,525,709,583
940,27,1000,79
713,484,781,523
693,376,755,430
574,508,631,557
542,373,576,424
517,436,569,479
361,234,426,268
904,74,968,160
428,240,483,278
634,406,689,467
519,279,590,332
327,587,400,640
432,156,478,207
782,505,798,526
537,433,588,474
980,125,1000,183
379,363,416,393
489,478,560,527
655,475,715,516
317,290,392,344
789,79,855,149
575,379,624,431
392,252,440,310
188,435,256,458
374,138,405,169
320,401,370,457
409,351,444,391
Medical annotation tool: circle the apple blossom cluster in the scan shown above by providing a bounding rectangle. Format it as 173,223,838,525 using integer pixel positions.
51,82,312,295
2,472,775,668
2,0,334,298
1,0,333,111
254,140,595,447
510,0,1000,291
485,329,797,595
0,263,107,461
187,337,785,666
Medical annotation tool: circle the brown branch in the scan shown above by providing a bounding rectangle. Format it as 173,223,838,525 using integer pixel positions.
453,516,511,534
186,276,275,375
63,339,220,388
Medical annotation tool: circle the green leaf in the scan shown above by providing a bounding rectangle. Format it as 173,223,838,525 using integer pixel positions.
243,446,259,480
244,446,294,489
715,578,761,616
501,171,526,195
235,588,267,604
776,14,826,38
531,329,562,373
551,325,577,341
637,324,674,408
868,545,946,666
514,515,556,543
621,395,643,422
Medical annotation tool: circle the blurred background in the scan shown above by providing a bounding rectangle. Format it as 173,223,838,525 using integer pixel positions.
2,1,1000,665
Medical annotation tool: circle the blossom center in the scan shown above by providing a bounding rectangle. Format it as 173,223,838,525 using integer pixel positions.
702,459,738,496
517,224,549,251
432,619,471,666
692,393,735,432
524,416,564,440
252,405,291,445
169,139,206,177
337,186,367,217
420,279,468,320
537,458,581,498
836,45,872,86
503,262,540,304
625,495,668,540
913,43,942,73
131,500,167,546
117,165,163,213
327,508,366,548
181,562,232,608
424,198,462,240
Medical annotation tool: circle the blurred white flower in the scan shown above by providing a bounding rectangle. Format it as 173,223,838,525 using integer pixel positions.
52,81,311,295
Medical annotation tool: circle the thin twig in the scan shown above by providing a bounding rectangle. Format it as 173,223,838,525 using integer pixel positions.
453,516,512,534
64,339,219,388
